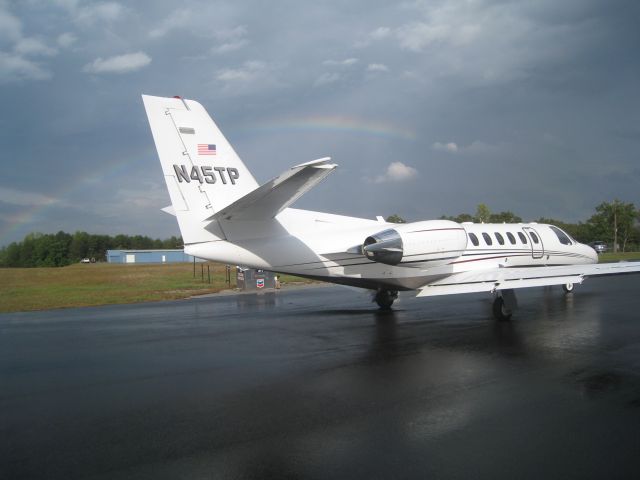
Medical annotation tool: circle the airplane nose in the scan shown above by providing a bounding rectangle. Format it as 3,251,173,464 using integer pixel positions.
584,244,598,263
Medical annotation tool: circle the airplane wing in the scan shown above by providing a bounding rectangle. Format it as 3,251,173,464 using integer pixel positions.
417,261,640,297
209,157,336,221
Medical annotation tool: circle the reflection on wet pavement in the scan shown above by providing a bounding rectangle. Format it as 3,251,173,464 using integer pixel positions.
1,276,640,479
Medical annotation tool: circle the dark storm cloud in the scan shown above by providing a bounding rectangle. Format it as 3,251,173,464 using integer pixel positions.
0,0,638,245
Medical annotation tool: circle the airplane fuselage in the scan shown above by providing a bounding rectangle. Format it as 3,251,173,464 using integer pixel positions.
185,208,597,291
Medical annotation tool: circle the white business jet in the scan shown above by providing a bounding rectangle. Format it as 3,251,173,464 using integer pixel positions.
143,95,640,320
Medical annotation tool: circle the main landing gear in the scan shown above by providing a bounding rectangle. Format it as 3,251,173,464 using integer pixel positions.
492,289,518,321
374,289,398,310
493,283,576,321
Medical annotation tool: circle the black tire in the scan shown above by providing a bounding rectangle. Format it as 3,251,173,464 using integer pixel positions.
374,290,397,310
562,282,574,293
492,296,512,321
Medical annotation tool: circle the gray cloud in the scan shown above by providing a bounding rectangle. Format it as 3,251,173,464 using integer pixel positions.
57,32,77,48
367,63,388,72
83,51,152,74
0,52,50,82
323,58,359,67
432,141,501,155
432,142,459,153
14,37,57,57
0,187,62,207
59,1,125,26
0,0,639,245
148,9,191,39
0,5,21,42
314,72,341,87
211,25,249,53
368,162,419,184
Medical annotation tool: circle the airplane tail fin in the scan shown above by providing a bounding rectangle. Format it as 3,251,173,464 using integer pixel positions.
142,95,259,244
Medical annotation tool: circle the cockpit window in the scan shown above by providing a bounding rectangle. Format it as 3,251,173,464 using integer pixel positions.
494,232,505,245
506,232,516,245
468,233,479,246
550,225,572,245
517,232,528,244
482,232,492,246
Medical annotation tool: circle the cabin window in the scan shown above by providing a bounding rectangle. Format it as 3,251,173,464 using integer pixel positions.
482,232,492,245
468,233,479,246
506,232,516,245
517,232,528,244
494,232,505,245
550,225,572,245
530,232,540,244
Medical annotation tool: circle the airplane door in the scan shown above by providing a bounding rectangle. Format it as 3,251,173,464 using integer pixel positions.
523,227,544,259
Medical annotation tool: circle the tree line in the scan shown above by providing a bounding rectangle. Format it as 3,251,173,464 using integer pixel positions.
2,200,638,268
0,231,183,268
388,200,640,253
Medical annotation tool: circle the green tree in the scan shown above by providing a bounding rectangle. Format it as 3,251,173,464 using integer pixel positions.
474,203,491,223
113,234,131,249
489,211,523,223
587,200,636,252
162,236,182,248
22,233,42,267
87,234,111,260
440,213,474,223
69,231,90,261
455,213,474,223
0,231,185,267
0,242,21,267
386,214,406,223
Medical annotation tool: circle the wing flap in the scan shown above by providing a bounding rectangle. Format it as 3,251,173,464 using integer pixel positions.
209,157,336,221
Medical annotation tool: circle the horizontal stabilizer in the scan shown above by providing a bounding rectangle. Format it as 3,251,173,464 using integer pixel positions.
210,157,336,221
161,205,176,217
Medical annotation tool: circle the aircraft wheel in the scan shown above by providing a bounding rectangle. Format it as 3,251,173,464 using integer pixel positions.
562,282,574,293
492,296,512,321
374,290,397,310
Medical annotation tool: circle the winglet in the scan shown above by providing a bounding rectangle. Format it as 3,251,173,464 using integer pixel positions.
292,157,332,168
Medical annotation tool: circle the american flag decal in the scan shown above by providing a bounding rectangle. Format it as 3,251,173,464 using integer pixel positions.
197,144,216,155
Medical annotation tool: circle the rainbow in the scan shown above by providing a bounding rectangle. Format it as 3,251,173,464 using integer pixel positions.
0,116,415,246
0,150,148,247
246,115,416,141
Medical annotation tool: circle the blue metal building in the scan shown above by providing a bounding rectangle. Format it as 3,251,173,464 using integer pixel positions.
106,249,203,264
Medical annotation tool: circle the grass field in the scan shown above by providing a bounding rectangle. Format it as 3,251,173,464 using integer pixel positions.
2,253,639,313
0,263,309,313
598,252,640,262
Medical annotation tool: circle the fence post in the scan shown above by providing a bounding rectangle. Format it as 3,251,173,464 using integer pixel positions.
207,264,211,284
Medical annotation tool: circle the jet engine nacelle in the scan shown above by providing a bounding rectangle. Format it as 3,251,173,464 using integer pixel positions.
363,220,467,266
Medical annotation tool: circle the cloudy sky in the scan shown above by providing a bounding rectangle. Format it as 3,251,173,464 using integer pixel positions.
1,0,639,246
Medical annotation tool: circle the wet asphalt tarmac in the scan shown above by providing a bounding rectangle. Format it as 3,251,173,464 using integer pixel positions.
2,277,640,479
